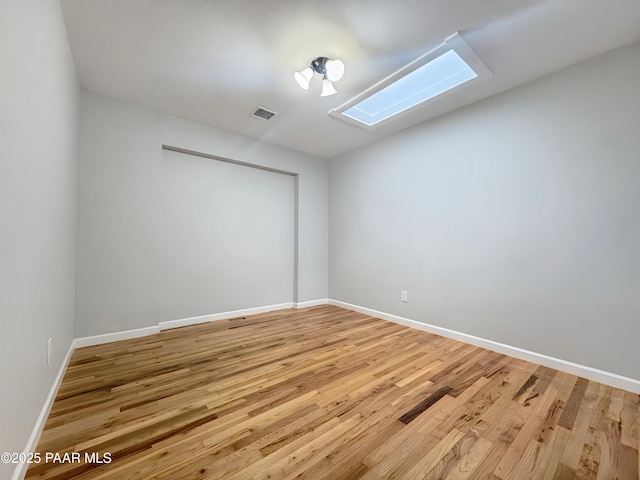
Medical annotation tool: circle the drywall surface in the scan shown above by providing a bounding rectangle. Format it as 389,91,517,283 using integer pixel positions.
0,0,79,475
329,41,640,380
76,92,328,336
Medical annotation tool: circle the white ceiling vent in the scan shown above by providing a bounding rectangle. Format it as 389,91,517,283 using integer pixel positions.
250,106,278,121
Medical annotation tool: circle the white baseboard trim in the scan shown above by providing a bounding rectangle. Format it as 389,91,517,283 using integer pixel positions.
294,299,329,309
74,325,162,348
11,341,75,480
159,302,295,330
74,303,299,345
329,299,640,394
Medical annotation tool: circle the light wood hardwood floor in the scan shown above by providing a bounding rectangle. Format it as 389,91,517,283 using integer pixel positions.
27,305,639,479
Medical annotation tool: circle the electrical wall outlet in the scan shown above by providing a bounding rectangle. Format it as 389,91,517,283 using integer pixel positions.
401,290,408,303
47,338,52,365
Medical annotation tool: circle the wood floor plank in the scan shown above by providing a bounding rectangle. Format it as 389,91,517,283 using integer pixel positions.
25,305,640,480
398,386,454,424
559,380,604,471
622,391,640,448
540,427,572,480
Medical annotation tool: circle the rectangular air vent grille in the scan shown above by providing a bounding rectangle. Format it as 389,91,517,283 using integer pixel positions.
251,106,278,121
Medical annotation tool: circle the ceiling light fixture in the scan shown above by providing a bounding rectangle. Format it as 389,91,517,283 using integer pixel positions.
294,57,344,96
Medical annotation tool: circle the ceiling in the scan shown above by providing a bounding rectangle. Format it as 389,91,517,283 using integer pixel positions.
60,0,640,159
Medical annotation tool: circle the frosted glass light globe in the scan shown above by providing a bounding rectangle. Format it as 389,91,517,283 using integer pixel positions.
325,59,345,82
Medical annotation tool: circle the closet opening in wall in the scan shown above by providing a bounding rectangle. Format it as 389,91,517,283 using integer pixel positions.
160,146,297,320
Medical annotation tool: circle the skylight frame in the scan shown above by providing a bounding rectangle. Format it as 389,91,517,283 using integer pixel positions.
329,33,492,130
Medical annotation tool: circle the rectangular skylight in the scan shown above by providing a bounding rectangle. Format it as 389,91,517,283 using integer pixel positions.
342,50,477,126
330,33,492,129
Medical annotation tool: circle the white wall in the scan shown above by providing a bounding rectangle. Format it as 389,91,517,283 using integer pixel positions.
329,41,640,380
0,0,78,476
76,92,328,337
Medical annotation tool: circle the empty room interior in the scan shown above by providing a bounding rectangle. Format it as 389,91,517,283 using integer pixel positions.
2,0,640,479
